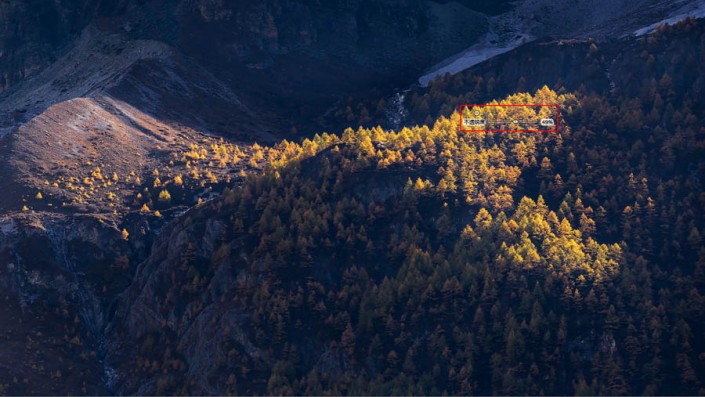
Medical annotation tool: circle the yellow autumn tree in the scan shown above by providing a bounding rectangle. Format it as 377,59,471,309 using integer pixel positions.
159,189,172,202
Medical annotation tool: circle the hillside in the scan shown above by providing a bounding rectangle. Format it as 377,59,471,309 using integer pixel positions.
103,20,705,395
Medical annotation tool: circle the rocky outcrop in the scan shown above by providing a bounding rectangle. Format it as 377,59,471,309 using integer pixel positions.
104,209,259,394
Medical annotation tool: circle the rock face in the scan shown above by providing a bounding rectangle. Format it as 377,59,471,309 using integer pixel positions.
0,213,144,395
105,214,247,394
0,0,98,93
176,0,485,68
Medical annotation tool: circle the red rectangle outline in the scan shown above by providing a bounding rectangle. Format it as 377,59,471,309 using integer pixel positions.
458,104,560,133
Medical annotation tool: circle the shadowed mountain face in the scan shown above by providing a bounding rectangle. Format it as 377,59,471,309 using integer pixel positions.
0,0,489,134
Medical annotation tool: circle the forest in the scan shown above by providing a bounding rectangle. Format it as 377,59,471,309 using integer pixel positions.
106,18,705,395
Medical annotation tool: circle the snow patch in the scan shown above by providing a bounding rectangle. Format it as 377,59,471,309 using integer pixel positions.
419,33,533,87
634,0,705,36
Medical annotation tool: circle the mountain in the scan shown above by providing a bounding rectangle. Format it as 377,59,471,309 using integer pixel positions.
1,0,704,395
0,1,492,394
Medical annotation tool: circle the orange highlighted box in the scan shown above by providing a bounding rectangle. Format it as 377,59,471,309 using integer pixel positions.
459,104,560,133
